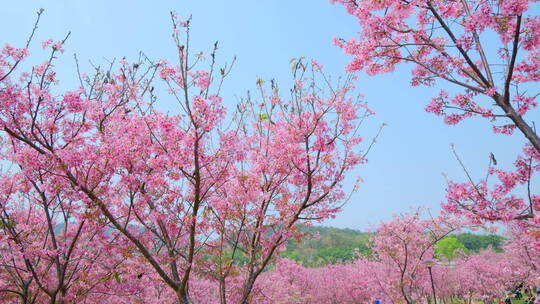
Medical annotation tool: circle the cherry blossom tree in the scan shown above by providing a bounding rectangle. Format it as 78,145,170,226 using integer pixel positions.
354,211,460,304
0,171,138,304
0,11,375,303
503,225,540,280
332,0,540,247
0,12,140,304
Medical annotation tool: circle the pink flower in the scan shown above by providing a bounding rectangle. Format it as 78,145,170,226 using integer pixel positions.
41,39,53,49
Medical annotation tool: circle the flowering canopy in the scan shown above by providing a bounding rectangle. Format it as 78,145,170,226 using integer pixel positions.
0,11,374,304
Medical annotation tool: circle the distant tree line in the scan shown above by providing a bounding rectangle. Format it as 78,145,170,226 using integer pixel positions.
281,226,505,266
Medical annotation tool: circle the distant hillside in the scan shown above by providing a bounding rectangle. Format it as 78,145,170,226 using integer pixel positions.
280,226,371,267
280,226,505,267
454,232,505,252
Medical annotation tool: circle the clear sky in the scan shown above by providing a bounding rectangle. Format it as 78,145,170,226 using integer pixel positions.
1,1,529,230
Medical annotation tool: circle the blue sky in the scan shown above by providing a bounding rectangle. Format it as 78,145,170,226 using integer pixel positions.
1,1,528,230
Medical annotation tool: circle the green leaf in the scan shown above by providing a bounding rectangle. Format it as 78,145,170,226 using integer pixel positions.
113,272,121,284
0,219,16,229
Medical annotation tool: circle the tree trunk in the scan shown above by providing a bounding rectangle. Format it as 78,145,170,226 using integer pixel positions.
239,276,256,304
219,278,227,304
177,289,191,304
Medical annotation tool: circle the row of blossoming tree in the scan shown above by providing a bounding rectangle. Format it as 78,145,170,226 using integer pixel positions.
252,213,540,304
0,0,539,302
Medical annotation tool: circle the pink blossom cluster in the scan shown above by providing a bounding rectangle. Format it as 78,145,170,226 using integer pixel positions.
442,143,539,247
332,0,540,142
